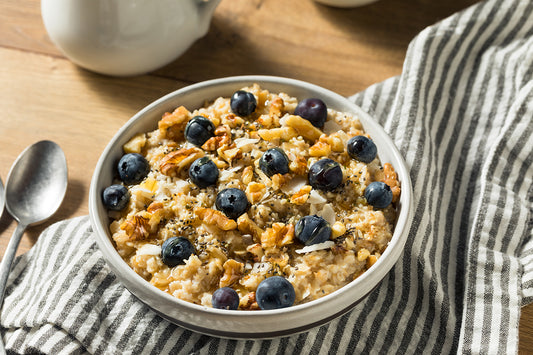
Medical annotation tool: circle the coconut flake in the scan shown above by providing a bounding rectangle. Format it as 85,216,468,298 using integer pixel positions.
251,262,271,273
317,203,336,225
323,120,342,135
307,189,327,204
234,138,259,149
137,244,161,256
295,240,335,254
280,176,307,195
279,114,289,126
131,186,152,195
219,165,243,182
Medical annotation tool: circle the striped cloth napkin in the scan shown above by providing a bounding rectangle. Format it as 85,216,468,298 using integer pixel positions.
2,0,532,353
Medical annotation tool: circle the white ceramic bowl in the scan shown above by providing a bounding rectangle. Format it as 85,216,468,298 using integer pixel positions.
89,75,413,339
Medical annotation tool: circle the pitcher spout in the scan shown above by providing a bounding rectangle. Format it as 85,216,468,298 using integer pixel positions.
196,0,221,36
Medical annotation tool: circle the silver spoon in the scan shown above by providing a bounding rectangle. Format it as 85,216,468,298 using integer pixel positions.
0,140,67,352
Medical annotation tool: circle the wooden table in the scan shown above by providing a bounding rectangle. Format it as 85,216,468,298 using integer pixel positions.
0,0,530,352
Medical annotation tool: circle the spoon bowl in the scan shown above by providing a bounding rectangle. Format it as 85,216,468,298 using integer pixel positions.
5,141,68,226
0,140,67,352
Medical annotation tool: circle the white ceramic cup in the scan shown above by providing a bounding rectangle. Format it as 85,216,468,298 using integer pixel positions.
41,0,221,76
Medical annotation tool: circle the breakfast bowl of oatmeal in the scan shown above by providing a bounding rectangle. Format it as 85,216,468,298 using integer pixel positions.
89,75,413,338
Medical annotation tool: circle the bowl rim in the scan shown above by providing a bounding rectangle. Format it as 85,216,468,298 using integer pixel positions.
89,75,413,335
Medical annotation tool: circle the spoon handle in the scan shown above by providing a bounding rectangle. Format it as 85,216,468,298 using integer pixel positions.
0,223,27,307
0,223,26,353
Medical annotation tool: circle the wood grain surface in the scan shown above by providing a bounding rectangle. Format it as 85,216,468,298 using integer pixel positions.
0,0,531,352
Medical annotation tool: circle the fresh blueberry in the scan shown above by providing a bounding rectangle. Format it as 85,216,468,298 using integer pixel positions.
212,287,240,310
295,215,331,246
259,148,289,177
230,90,257,116
215,188,249,220
256,276,295,310
347,136,377,163
117,153,150,185
294,98,328,128
364,181,393,209
161,237,195,267
308,158,343,191
185,116,215,146
189,157,219,188
102,184,130,211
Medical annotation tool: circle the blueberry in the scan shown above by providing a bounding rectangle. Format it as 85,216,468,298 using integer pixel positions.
364,181,393,209
102,184,130,211
347,136,377,163
161,237,195,267
256,276,295,310
295,215,331,246
308,158,343,191
294,98,328,128
212,287,240,310
259,148,289,177
215,188,249,220
117,153,150,185
230,90,257,116
185,116,215,146
189,157,219,188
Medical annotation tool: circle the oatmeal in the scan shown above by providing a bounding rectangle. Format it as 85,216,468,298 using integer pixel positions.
103,84,400,310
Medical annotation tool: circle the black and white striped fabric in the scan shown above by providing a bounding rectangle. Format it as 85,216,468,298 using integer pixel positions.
2,0,532,353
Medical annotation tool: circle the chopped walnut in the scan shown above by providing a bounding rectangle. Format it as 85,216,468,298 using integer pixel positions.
319,132,347,152
241,166,254,185
245,182,266,204
290,185,312,205
146,201,164,213
331,221,347,239
257,127,297,141
219,146,242,163
159,147,203,176
270,173,290,190
214,124,231,137
123,133,147,154
237,214,263,241
256,97,284,128
219,259,244,288
158,106,191,140
202,125,232,152
289,156,308,175
260,223,294,248
201,134,232,152
240,292,260,310
221,113,244,128
195,207,237,231
357,248,370,261
375,162,401,203
121,214,151,241
309,141,331,157
246,243,264,262
367,254,379,268
284,115,322,142
269,96,284,118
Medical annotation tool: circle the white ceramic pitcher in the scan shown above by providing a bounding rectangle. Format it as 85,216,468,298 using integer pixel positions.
41,0,221,76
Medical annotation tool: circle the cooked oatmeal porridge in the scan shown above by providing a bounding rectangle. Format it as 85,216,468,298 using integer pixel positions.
103,84,401,310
